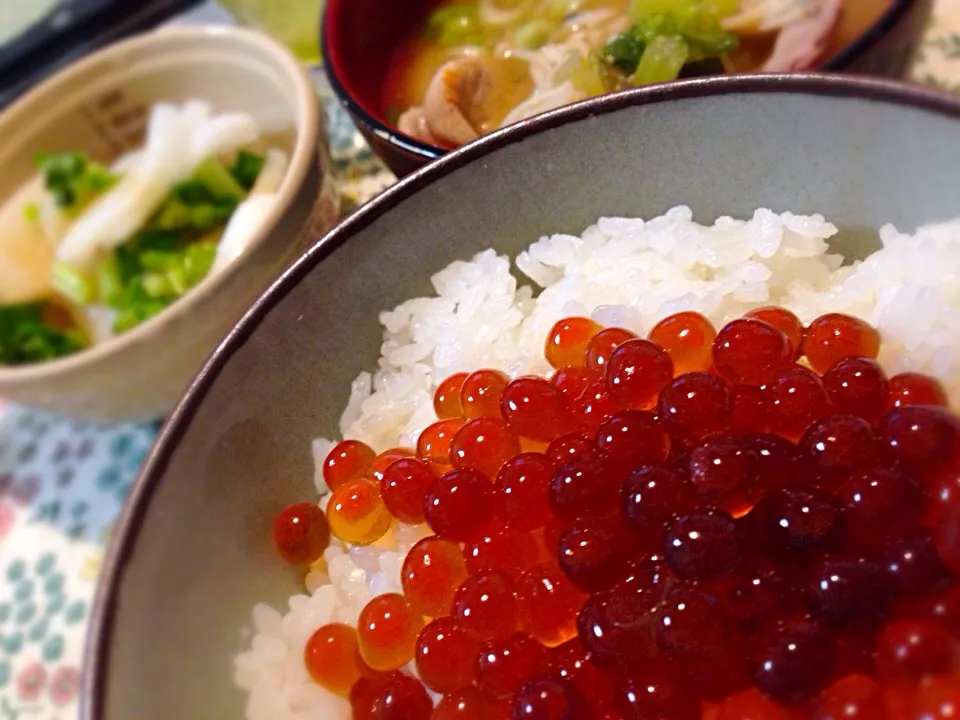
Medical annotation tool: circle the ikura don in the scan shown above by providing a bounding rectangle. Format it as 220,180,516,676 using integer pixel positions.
266,308,960,719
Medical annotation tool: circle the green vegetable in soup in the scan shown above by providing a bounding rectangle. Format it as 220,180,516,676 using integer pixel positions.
0,302,86,365
194,157,248,202
36,152,116,210
513,19,557,49
602,28,647,74
633,35,689,84
425,4,484,46
51,262,96,306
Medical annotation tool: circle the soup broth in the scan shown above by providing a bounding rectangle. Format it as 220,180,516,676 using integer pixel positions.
383,0,894,148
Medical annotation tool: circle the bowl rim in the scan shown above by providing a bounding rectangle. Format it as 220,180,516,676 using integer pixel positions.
82,72,960,718
321,0,920,161
0,24,320,386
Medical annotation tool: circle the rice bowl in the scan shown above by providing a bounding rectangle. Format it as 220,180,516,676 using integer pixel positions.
85,74,960,720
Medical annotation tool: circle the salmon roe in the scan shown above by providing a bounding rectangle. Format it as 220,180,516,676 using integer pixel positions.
326,478,392,545
650,311,717,374
435,372,468,419
273,502,330,565
323,439,376,491
282,309,960,717
545,317,602,370
357,593,424,672
304,623,363,694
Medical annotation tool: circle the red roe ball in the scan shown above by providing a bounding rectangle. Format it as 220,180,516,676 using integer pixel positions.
617,663,701,720
585,327,638,377
273,502,330,565
498,453,556,531
718,688,796,720
803,313,880,375
875,619,956,684
822,357,890,424
323,439,376,491
935,505,960,574
810,674,887,720
401,537,469,618
798,414,879,486
649,311,717,375
369,447,416,482
512,676,585,719
476,632,550,700
730,384,771,434
432,687,488,720
516,563,587,646
502,377,568,442
913,676,960,719
415,616,480,693
558,520,627,592
605,338,673,410
450,418,521,480
465,527,539,581
550,366,592,404
688,435,762,516
304,623,362,695
545,317,602,370
745,307,805,359
550,456,619,520
350,672,432,720
621,464,696,534
713,318,793,386
461,369,511,420
357,593,425,672
546,433,593,467
658,372,732,442
424,467,495,541
453,571,519,642
326,478,392,545
435,372,468,419
418,418,467,466
878,406,960,474
595,410,670,475
572,381,617,437
769,366,833,441
380,457,438,524
890,372,948,409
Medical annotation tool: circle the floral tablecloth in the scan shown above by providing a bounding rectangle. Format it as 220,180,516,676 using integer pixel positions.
2,1,960,716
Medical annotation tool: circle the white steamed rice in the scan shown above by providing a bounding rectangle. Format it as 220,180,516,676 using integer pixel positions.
234,206,960,719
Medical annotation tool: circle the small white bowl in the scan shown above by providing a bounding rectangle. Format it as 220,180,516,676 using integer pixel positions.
0,25,337,421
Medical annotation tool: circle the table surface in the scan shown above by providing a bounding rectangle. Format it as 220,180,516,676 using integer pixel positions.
2,1,960,716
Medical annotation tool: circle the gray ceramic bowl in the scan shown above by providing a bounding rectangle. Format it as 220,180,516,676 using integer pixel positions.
85,73,960,718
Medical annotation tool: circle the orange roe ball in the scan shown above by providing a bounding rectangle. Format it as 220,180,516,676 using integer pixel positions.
890,372,948,409
649,311,717,374
584,327,637,376
401,537,469,618
465,527,539,581
545,317,602,370
415,616,481,693
450,418,521,480
323,439,376,491
453,571,519,642
369,447,416,482
357,593,425,672
418,418,467,464
380,457,438,524
326,478,392,545
713,318,794,386
497,452,556,532
572,380,617,437
435,372,469,419
745,306,805,359
501,377,568,442
516,563,587,646
303,623,362,695
273,502,330,565
803,313,880,375
461,369,510,420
